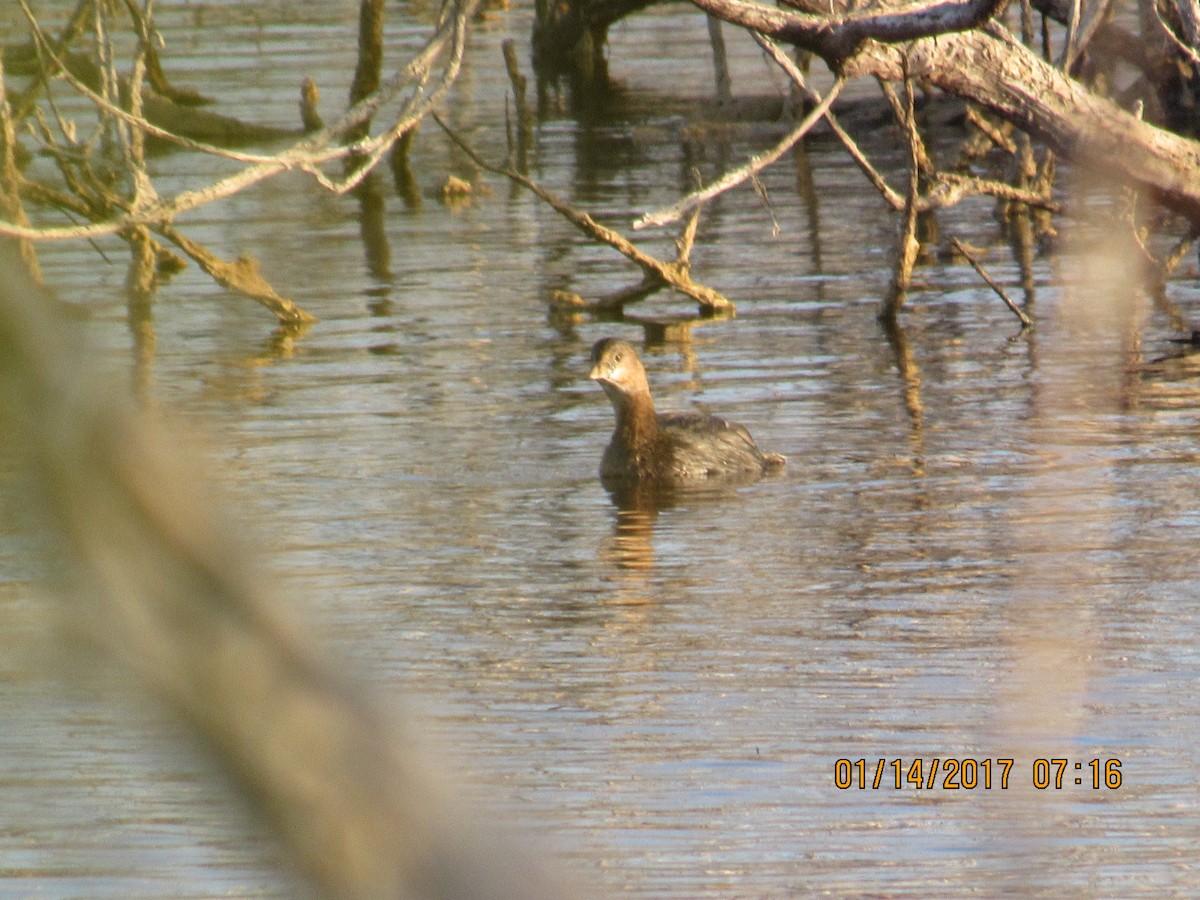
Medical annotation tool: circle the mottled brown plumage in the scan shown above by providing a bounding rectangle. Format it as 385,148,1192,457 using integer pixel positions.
588,338,785,483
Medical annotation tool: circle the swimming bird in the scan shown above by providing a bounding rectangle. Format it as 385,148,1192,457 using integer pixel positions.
588,337,785,483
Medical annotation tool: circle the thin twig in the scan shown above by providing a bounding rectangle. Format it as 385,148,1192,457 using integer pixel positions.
950,237,1033,326
329,0,476,195
753,32,903,210
634,76,845,231
707,14,733,106
666,168,705,279
125,7,157,210
9,0,93,123
964,105,1017,154
0,56,43,282
1160,227,1199,278
882,60,922,321
1069,0,1115,68
927,171,1059,211
674,188,702,271
1155,2,1200,66
501,39,531,172
1060,0,1081,70
878,77,933,175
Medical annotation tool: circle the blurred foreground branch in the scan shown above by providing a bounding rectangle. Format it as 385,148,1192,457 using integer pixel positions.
0,238,577,898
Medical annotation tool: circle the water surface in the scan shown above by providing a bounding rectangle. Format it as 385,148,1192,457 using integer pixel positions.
3,2,1200,897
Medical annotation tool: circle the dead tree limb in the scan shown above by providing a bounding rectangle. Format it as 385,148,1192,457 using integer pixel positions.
501,39,533,171
533,0,657,81
0,54,41,283
638,25,1057,232
156,224,319,326
707,15,734,106
436,114,735,313
964,105,1017,155
347,0,387,170
687,0,1200,224
753,32,904,210
882,64,922,322
118,0,212,107
2,0,479,241
693,0,1007,61
0,0,479,324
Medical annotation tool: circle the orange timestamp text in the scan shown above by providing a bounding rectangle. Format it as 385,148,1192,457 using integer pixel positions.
834,758,1123,790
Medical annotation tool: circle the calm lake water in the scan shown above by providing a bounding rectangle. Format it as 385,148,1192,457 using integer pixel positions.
3,2,1200,897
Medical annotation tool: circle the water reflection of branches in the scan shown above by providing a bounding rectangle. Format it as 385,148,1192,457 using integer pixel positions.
880,317,926,480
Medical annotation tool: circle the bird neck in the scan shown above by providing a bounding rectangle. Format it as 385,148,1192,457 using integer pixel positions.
607,384,658,444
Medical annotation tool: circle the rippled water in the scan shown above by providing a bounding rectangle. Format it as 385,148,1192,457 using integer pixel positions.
3,1,1200,897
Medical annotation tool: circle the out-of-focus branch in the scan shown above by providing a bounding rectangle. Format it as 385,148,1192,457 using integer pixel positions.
0,240,578,900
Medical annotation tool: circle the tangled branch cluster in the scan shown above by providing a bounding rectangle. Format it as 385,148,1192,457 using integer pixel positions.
1,0,480,324
5,0,1200,331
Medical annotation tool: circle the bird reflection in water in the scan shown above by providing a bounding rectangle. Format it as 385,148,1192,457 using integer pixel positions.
598,477,762,592
600,481,671,576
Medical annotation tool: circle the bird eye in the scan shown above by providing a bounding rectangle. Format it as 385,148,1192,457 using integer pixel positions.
613,352,622,363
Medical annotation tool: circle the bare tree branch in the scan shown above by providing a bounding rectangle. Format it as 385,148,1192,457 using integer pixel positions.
950,236,1033,326
633,76,845,230
753,32,904,210
686,0,1200,223
0,0,480,242
689,0,1007,60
